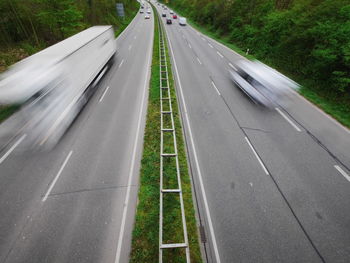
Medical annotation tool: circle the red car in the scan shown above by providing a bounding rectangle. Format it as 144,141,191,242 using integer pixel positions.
173,14,177,19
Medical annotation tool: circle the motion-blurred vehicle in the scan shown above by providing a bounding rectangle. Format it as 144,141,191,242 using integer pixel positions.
179,17,187,26
162,12,166,17
173,14,177,19
166,18,172,24
145,14,150,19
0,26,116,149
229,60,299,108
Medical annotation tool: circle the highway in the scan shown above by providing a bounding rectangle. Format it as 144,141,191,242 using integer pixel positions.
154,3,350,263
0,6,153,263
1,2,350,263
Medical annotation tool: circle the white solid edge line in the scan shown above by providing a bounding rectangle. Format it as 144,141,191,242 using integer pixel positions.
42,150,73,202
0,134,26,165
118,11,139,40
196,57,202,65
229,63,237,70
211,81,221,96
275,107,302,132
118,59,124,68
99,86,110,102
245,137,269,175
216,51,223,58
290,89,350,134
334,165,350,182
114,14,153,263
167,34,221,263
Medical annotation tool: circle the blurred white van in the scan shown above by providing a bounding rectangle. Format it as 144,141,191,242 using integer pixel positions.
179,17,187,26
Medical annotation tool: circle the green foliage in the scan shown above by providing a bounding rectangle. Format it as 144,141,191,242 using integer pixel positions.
36,0,84,40
0,0,139,47
164,0,350,98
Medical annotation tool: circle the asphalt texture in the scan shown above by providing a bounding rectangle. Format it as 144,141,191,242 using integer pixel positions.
154,3,350,263
0,6,153,263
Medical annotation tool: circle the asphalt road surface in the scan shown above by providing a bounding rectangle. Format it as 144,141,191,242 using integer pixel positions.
155,3,350,263
0,6,153,263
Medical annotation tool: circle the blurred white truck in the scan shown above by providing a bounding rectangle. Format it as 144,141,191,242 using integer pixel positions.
0,26,116,149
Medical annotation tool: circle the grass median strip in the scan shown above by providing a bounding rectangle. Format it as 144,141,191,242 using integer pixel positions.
130,6,202,263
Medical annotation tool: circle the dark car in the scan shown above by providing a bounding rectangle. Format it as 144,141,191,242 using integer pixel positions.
166,18,172,24
162,13,166,17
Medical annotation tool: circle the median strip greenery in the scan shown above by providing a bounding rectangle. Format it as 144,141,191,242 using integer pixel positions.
130,6,202,263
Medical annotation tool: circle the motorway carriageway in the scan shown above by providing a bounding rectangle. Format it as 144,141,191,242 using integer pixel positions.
0,4,153,263
155,3,350,263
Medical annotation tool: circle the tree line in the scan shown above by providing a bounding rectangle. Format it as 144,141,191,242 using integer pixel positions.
164,0,350,99
0,0,138,70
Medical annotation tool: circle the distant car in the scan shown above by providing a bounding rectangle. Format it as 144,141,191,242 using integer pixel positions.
141,5,144,9
147,9,151,14
140,10,144,13
179,17,187,26
170,10,174,14
145,14,150,19
166,18,172,24
173,14,177,19
162,13,166,17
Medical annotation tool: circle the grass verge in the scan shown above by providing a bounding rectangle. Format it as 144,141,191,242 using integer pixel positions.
130,5,202,263
163,3,350,129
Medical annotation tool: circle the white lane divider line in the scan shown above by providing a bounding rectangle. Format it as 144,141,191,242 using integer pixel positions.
208,43,213,48
211,81,221,96
0,134,26,165
188,43,192,49
99,86,110,102
196,57,202,65
42,150,73,202
128,45,132,51
229,63,237,70
334,165,350,182
167,36,221,263
118,59,124,68
275,108,302,132
114,21,153,262
201,37,206,41
245,137,269,175
217,51,224,58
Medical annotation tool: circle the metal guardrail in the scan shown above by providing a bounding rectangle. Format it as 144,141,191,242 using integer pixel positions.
156,10,190,263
